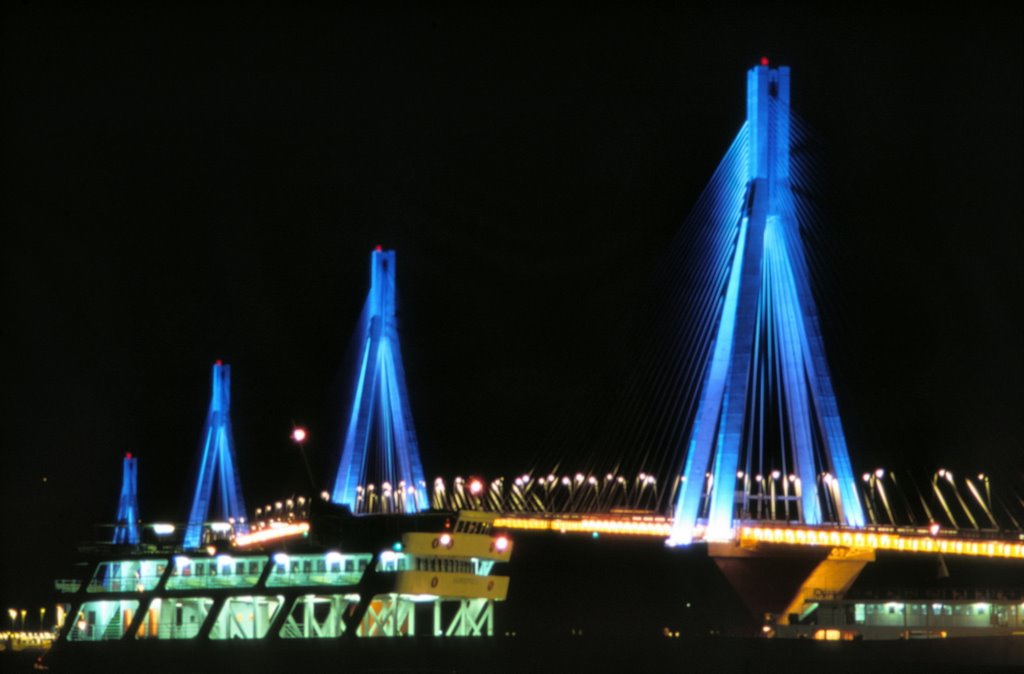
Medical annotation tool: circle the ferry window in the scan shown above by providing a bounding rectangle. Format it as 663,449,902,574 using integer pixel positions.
303,561,312,574
157,564,165,575
345,560,354,573
249,561,260,575
358,560,367,571
291,561,300,573
196,564,205,577
316,560,326,572
236,562,245,575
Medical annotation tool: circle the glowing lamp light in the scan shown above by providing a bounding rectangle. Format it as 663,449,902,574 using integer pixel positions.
439,533,452,547
862,473,871,483
273,553,290,566
291,428,307,443
493,536,509,552
874,468,885,479
468,479,484,496
152,523,175,535
929,523,941,536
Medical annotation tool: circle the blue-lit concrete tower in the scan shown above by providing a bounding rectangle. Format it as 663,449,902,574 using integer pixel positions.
332,248,427,513
113,452,140,545
184,361,248,548
668,63,865,545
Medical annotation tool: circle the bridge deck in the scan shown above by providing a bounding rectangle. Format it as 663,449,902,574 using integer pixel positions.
491,514,1024,560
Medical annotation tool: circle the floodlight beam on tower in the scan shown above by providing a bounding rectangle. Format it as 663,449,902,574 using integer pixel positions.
184,362,249,549
668,64,865,545
332,248,427,513
113,453,140,545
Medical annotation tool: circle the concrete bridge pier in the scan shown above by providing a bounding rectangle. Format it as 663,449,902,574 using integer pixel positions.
708,541,875,627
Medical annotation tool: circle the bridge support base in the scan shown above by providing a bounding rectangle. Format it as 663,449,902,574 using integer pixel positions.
709,541,874,627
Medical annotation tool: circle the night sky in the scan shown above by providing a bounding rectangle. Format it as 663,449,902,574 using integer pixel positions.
2,5,1021,607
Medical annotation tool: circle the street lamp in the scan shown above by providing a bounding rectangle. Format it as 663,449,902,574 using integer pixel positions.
290,427,316,493
769,471,780,520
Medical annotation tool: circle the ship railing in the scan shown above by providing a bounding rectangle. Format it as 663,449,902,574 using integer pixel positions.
54,579,83,593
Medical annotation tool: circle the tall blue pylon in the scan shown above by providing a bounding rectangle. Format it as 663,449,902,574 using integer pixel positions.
184,361,248,548
113,452,140,545
668,62,865,545
332,248,427,513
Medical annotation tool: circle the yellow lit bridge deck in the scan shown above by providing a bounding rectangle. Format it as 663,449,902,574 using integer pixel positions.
492,514,1024,560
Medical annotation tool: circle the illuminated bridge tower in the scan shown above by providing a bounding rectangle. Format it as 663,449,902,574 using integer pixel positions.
332,248,427,513
668,63,865,545
113,452,140,545
184,361,249,549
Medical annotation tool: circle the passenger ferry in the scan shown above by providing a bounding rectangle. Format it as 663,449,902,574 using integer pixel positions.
41,505,511,669
771,594,1024,641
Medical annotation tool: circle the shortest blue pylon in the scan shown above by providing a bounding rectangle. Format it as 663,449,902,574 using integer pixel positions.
113,452,140,545
184,361,249,549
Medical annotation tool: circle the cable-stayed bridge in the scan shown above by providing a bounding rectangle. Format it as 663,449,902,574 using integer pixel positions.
160,61,1022,627
297,61,1024,555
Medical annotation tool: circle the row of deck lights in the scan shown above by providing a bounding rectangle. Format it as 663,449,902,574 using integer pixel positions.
430,472,662,514
442,466,1016,534
5,607,50,631
349,481,428,514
